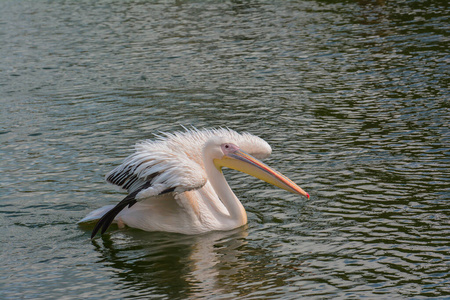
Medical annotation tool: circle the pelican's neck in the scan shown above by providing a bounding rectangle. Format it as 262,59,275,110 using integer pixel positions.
203,156,247,228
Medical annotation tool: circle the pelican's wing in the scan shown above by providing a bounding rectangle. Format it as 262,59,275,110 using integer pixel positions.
91,145,207,238
106,147,207,196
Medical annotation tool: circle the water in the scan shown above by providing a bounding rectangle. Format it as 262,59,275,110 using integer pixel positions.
1,0,449,298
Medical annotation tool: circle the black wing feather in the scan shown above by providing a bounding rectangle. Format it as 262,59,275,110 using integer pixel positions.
106,163,160,193
90,182,176,238
91,182,152,238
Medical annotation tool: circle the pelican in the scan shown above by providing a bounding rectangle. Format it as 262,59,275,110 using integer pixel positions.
79,128,309,238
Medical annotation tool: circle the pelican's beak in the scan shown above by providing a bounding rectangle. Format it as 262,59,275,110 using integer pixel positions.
214,150,310,199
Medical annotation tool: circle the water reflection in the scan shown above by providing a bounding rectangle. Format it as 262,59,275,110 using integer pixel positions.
91,225,317,298
92,228,256,298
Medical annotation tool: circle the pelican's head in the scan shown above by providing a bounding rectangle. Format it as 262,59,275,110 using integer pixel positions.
204,136,309,199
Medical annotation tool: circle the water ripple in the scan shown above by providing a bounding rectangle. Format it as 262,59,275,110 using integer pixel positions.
1,0,449,299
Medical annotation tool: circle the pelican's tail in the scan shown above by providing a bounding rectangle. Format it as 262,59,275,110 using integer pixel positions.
78,205,116,224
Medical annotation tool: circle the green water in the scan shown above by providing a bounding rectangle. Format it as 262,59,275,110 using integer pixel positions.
1,0,448,298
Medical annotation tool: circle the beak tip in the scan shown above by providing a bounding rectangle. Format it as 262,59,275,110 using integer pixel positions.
306,193,310,199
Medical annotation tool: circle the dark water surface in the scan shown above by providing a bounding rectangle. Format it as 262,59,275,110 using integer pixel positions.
1,0,449,299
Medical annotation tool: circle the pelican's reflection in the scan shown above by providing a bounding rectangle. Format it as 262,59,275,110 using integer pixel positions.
92,226,257,298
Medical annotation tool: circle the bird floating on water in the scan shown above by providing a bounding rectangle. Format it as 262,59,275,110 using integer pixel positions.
79,128,309,238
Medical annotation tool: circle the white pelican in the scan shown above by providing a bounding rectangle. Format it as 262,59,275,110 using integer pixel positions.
80,128,309,238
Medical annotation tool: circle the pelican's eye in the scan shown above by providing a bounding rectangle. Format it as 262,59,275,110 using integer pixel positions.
221,143,239,154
